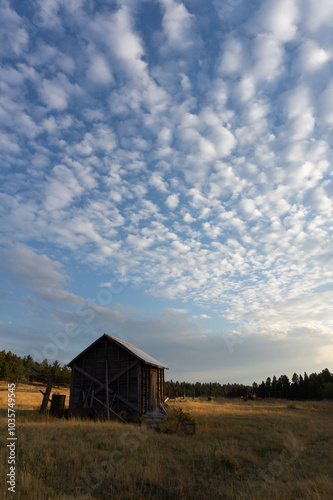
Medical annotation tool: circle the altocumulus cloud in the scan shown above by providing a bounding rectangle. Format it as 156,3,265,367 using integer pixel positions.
0,0,333,382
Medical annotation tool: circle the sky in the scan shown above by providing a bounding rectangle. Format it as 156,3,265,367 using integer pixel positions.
1,0,333,385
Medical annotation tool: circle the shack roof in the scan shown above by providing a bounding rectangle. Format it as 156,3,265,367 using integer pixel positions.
67,333,168,369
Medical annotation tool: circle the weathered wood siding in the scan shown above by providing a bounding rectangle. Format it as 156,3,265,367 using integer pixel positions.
140,365,165,413
69,336,139,411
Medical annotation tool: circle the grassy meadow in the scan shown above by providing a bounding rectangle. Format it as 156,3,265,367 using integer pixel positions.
1,382,333,499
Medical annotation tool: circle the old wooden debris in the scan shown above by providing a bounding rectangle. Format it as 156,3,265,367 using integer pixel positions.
39,379,52,414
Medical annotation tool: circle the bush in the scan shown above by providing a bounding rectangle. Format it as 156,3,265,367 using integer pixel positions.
159,406,196,434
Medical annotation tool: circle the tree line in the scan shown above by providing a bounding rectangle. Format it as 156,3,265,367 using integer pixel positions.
165,368,333,400
254,369,333,400
0,350,71,386
1,349,332,399
165,380,252,399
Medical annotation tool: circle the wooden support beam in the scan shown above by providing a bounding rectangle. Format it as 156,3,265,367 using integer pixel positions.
73,364,102,387
72,363,139,413
162,369,164,401
137,363,141,414
144,365,149,413
113,392,139,413
69,367,75,408
109,360,138,385
39,379,52,414
39,390,52,403
83,382,93,408
92,360,138,399
92,396,127,423
105,360,110,422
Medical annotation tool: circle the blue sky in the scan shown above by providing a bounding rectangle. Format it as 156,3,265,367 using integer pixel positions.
1,0,333,384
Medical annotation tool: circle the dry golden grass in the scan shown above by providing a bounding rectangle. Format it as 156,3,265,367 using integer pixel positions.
0,381,70,411
1,384,333,499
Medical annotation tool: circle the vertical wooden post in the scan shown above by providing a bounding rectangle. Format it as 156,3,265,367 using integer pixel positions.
39,378,52,414
127,368,129,402
158,369,160,403
162,370,164,401
145,366,148,413
137,363,141,414
105,360,110,421
69,367,75,408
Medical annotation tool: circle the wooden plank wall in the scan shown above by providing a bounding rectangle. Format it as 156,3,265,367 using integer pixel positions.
141,364,148,413
69,337,166,414
139,365,165,412
70,337,139,410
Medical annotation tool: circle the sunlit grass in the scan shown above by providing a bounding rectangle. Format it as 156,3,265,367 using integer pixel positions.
0,380,70,411
0,384,332,499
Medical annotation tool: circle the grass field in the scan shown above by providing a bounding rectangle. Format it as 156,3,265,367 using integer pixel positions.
1,382,333,499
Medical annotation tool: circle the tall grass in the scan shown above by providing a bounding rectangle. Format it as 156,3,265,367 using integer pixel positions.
1,384,333,499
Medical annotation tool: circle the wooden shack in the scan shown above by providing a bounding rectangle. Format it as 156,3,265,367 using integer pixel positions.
67,334,168,420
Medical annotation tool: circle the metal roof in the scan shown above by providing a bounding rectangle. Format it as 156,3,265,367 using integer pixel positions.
67,334,168,369
107,335,168,369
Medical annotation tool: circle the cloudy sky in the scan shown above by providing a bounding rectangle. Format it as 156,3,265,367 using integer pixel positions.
1,0,333,384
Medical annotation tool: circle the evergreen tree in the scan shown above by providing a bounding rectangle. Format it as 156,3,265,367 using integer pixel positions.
291,373,299,398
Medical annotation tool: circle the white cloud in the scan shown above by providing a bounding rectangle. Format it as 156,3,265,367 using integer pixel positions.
166,193,179,210
236,76,255,102
0,1,30,57
183,212,195,223
219,38,243,75
88,53,114,85
239,198,261,218
41,114,73,133
310,187,332,215
72,127,116,156
320,79,333,124
39,84,65,110
39,74,79,111
35,0,61,21
150,173,168,192
159,0,194,51
1,0,333,381
0,132,20,153
171,239,190,253
298,39,331,71
127,233,155,250
157,127,173,146
303,0,333,31
253,34,284,83
44,164,87,211
91,7,146,78
208,124,237,158
1,243,83,304
316,345,333,364
285,86,315,139
258,0,299,42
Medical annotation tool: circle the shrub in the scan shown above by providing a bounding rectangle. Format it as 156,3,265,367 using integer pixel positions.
159,406,196,434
